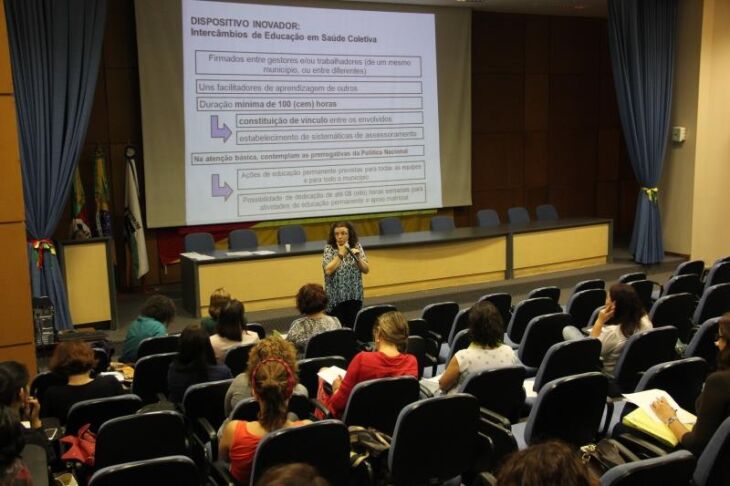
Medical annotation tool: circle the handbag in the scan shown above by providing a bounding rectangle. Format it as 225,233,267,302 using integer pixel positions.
349,426,392,485
579,438,638,476
60,423,97,467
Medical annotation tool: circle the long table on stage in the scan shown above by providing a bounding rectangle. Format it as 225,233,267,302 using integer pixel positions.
181,217,612,316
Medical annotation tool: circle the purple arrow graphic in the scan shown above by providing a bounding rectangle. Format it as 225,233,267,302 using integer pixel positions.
210,115,232,143
211,174,233,201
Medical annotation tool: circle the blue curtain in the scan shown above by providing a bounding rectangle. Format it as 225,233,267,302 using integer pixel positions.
5,0,107,330
608,0,677,264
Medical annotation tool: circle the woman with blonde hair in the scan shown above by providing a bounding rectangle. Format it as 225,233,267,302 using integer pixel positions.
201,288,231,335
320,311,418,418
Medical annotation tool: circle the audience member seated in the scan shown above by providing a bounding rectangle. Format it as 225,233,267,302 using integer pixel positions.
0,405,32,486
496,440,598,486
434,301,519,394
286,283,342,357
0,362,54,463
319,311,417,419
255,462,330,486
167,325,232,403
224,337,307,416
219,357,310,484
651,313,730,456
201,287,231,336
42,341,124,424
210,299,259,364
121,294,176,362
563,283,652,375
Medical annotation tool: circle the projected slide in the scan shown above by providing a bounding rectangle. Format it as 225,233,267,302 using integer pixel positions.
182,0,441,225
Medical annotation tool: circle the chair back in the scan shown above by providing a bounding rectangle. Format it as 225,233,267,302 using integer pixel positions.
342,376,420,435
526,286,560,303
246,323,266,340
518,313,571,368
251,420,350,485
693,283,730,325
406,336,431,379
694,416,730,486
476,209,500,228
684,317,720,372
704,261,730,291
132,352,177,403
447,308,471,347
479,410,518,472
536,204,558,221
618,272,646,284
184,232,214,253
305,328,357,364
662,274,703,299
30,371,67,411
649,292,695,342
572,278,605,294
636,358,707,414
137,335,180,360
446,329,472,364
89,456,198,486
95,411,188,470
462,366,526,423
93,347,110,375
507,207,530,224
506,297,558,345
613,327,679,393
524,372,608,446
532,338,602,392
389,394,480,485
628,279,654,313
421,301,459,344
379,217,404,235
297,355,347,397
228,229,258,250
478,292,512,327
430,215,455,231
277,224,306,245
224,343,255,376
674,259,705,277
407,318,428,338
182,379,233,433
565,289,606,328
600,450,695,486
353,304,397,342
66,394,143,436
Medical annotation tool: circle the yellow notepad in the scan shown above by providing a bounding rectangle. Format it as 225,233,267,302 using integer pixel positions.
622,408,695,448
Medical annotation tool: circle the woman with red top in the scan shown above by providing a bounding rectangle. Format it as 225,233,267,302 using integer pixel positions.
219,357,310,484
321,311,418,418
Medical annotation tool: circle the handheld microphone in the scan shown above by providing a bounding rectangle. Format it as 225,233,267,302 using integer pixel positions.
344,243,358,258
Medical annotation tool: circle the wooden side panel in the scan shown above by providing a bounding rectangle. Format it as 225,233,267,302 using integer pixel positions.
63,242,112,325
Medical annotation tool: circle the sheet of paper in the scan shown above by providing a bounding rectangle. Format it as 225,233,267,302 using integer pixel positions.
253,250,276,255
523,378,537,398
623,388,696,425
317,366,347,385
180,252,215,261
226,251,253,257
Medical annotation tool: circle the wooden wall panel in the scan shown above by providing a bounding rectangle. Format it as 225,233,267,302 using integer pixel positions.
0,223,33,346
0,0,11,94
473,74,525,132
0,97,23,222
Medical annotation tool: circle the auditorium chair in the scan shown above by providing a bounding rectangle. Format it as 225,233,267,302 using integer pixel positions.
245,323,266,340
535,204,558,221
628,279,655,312
461,366,526,424
276,224,306,244
571,278,605,294
224,343,255,376
517,312,571,374
30,371,67,411
476,209,500,228
600,450,695,486
683,317,720,372
565,289,606,329
439,308,471,362
182,379,233,462
692,283,730,325
703,260,730,292
89,456,199,486
478,408,518,474
673,259,705,277
95,411,189,471
429,215,455,231
379,216,404,235
297,355,346,398
617,272,646,284
526,285,560,304
92,347,110,376
610,327,679,395
421,301,459,351
660,274,703,300
406,335,437,379
304,328,358,365
477,292,512,327
648,293,695,342
511,372,608,449
636,358,707,414
507,207,530,224
132,352,177,404
504,297,558,348
65,394,143,435
342,376,420,435
183,232,215,253
353,304,397,345
693,416,730,486
407,318,428,339
227,228,258,250
388,394,480,485
137,334,180,361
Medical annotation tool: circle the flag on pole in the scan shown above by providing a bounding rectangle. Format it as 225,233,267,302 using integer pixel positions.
124,147,150,279
69,166,92,239
94,147,113,238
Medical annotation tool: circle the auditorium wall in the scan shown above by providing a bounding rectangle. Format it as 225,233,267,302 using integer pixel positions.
0,0,36,374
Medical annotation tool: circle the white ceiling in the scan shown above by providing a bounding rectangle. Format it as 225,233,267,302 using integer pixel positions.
338,0,608,18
